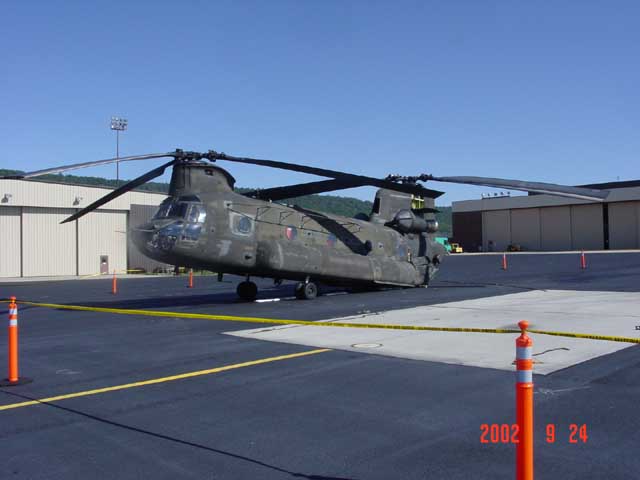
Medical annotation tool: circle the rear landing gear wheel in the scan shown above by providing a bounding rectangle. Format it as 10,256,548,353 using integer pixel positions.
237,281,258,301
295,281,318,300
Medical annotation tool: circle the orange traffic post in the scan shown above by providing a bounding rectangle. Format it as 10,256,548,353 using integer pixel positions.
112,270,118,295
502,253,508,271
1,297,32,386
580,250,587,270
515,320,534,480
188,269,194,288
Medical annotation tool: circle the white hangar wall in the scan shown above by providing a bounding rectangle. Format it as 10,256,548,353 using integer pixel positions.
0,207,21,277
0,179,167,278
22,207,77,276
78,210,128,276
453,184,640,252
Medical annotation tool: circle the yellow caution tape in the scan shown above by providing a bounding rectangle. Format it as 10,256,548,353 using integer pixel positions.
527,329,640,344
11,300,640,344
16,300,519,333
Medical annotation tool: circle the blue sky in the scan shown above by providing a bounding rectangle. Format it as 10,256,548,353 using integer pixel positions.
1,1,638,204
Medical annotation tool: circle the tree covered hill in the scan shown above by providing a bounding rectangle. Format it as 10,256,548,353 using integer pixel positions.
0,168,451,234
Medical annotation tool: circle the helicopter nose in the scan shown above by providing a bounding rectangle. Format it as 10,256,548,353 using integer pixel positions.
131,225,154,253
132,221,183,256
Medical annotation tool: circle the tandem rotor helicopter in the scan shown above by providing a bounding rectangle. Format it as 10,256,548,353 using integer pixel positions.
2,149,609,300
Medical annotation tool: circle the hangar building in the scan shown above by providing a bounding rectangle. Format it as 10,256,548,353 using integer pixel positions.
452,181,640,252
0,179,169,278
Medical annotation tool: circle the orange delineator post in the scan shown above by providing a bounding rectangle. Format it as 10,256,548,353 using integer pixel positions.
502,253,508,270
580,250,587,270
516,320,534,480
112,270,117,295
8,296,18,383
188,269,194,288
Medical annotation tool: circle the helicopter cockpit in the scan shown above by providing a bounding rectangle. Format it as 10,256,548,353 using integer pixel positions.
135,196,208,255
153,196,207,224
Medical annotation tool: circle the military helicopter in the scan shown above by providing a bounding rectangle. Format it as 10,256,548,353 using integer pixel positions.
3,149,608,300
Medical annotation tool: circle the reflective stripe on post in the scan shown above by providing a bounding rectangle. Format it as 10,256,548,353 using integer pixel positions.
516,320,534,480
8,296,18,383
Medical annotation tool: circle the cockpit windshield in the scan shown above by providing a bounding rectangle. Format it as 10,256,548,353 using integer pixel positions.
154,201,187,219
154,199,206,224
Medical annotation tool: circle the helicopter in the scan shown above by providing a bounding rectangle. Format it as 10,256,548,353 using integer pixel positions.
2,149,609,300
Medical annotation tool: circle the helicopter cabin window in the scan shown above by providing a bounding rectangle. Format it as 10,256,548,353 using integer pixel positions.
231,213,254,236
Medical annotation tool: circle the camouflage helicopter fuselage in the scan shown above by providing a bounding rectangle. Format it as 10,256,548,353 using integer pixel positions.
131,162,447,288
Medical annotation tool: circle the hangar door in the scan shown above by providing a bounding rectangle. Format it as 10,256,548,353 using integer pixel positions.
511,208,540,251
0,207,21,277
22,207,77,276
483,210,511,251
540,206,571,251
78,210,127,275
609,201,639,249
570,204,603,250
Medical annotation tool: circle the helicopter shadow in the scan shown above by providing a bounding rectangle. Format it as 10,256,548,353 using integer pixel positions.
76,288,296,311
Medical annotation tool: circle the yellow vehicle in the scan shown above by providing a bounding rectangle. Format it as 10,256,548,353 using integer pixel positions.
449,242,463,253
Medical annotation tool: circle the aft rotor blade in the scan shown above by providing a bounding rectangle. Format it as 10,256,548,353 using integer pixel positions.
61,159,176,224
4,152,174,179
209,151,444,198
428,175,609,201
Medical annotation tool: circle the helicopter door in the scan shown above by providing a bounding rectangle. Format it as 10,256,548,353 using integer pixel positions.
228,211,258,267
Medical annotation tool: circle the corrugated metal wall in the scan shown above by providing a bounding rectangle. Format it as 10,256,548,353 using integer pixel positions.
540,206,571,250
78,210,128,275
0,181,167,278
22,207,77,276
0,207,21,277
477,204,607,251
570,204,604,250
482,210,511,251
511,208,541,251
609,201,639,249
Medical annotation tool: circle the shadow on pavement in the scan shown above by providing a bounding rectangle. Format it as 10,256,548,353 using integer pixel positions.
0,389,359,480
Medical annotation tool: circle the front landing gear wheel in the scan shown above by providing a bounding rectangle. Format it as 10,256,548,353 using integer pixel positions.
237,281,258,301
295,281,318,300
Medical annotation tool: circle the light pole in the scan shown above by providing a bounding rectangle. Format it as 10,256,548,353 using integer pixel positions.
110,116,128,182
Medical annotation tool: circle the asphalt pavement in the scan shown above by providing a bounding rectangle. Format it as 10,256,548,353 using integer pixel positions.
0,253,638,479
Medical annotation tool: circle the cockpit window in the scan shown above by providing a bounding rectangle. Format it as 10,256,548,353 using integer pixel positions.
154,201,187,219
187,204,207,224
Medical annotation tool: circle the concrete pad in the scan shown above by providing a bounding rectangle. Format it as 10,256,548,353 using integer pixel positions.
225,289,640,374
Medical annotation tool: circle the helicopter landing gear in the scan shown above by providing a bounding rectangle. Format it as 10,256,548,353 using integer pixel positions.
237,281,258,301
294,280,318,300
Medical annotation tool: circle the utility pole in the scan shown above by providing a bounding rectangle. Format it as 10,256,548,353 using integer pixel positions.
110,116,128,182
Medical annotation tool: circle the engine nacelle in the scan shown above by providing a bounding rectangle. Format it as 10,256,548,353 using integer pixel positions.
389,209,438,234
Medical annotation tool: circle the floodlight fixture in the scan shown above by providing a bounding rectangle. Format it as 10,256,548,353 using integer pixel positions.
110,116,128,180
110,117,128,131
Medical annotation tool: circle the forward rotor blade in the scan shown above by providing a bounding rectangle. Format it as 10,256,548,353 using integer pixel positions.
61,159,176,224
209,151,444,198
244,178,378,201
428,175,609,201
4,153,174,179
